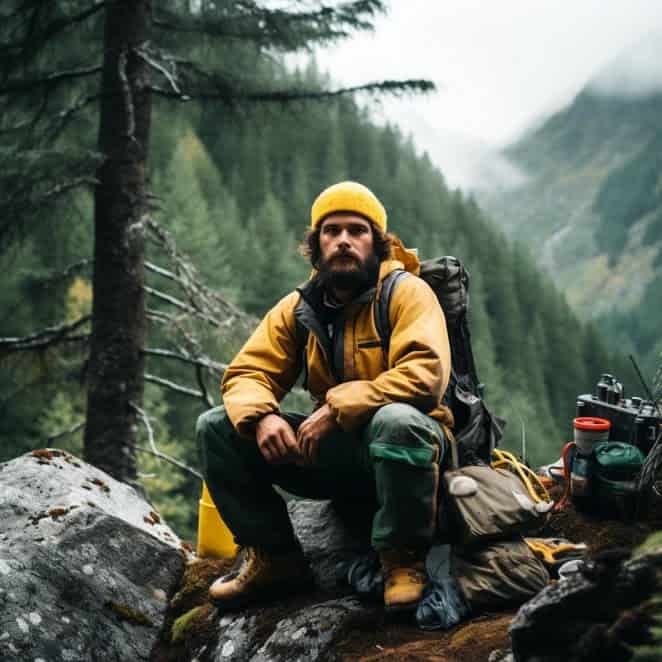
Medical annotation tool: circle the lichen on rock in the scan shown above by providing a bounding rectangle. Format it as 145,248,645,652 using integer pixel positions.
0,451,185,662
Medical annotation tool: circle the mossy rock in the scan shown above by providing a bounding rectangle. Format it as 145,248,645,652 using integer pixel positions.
105,601,154,627
169,557,234,613
171,606,205,643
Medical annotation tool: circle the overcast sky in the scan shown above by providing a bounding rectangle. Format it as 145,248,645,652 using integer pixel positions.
313,0,662,166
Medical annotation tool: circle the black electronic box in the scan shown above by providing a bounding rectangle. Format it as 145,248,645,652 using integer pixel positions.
576,373,661,455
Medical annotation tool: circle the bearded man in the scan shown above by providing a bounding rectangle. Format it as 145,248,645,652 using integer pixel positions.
197,181,453,614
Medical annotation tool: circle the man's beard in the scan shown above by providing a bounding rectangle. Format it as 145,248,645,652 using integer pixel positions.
317,252,380,294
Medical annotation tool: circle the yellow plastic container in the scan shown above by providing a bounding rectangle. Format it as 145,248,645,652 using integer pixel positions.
196,482,238,559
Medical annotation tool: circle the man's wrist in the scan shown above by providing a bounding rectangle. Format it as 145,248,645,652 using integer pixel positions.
253,411,280,434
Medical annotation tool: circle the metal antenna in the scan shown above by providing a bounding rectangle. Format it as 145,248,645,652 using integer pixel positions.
629,354,659,415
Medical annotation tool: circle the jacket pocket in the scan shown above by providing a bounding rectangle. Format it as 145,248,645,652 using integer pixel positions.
357,340,382,349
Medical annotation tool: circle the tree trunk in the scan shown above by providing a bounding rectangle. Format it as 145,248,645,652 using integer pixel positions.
84,0,151,481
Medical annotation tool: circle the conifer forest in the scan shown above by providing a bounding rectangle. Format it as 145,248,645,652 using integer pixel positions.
0,1,642,541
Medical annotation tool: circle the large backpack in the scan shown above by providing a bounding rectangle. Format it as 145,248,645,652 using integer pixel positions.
375,256,504,465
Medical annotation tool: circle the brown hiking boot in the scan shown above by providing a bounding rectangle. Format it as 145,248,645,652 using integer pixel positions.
380,549,428,613
208,547,313,610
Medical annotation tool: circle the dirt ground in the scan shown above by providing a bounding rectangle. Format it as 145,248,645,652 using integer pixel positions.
335,613,514,661
153,501,658,661
333,501,658,661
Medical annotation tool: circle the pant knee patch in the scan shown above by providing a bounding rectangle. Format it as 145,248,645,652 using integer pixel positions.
369,443,437,467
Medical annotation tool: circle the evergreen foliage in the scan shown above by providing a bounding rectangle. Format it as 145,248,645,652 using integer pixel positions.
1,0,432,481
594,133,662,262
0,5,635,539
154,71,633,488
482,89,662,381
596,274,662,377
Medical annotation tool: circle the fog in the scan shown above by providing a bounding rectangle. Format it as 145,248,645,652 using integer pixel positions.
313,1,662,191
589,31,662,98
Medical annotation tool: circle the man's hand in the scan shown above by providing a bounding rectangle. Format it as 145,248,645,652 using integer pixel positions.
256,414,300,465
297,404,339,465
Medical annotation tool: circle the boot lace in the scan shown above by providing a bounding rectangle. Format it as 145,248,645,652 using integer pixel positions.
385,567,426,588
382,550,427,587
235,547,268,585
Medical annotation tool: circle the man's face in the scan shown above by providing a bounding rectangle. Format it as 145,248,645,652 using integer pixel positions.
319,214,374,271
317,214,379,292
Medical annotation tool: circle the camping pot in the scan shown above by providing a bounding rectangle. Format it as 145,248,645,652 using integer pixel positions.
574,417,610,455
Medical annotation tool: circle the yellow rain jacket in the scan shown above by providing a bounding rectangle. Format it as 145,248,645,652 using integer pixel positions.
221,238,453,436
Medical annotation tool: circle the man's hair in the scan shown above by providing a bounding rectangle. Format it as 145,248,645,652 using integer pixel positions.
299,220,393,269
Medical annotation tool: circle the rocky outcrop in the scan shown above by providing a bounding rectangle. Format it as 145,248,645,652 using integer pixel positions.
0,450,186,661
172,500,380,662
10,448,656,662
159,500,518,662
509,547,661,661
168,500,660,662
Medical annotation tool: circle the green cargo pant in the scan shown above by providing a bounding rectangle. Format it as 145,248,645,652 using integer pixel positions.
196,403,446,552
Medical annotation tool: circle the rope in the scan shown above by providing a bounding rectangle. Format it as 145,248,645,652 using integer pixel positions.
490,449,552,504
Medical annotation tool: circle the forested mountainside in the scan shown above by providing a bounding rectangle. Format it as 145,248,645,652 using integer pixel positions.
1,55,632,539
479,85,662,378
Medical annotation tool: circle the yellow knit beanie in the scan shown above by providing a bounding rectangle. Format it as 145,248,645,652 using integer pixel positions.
310,181,387,232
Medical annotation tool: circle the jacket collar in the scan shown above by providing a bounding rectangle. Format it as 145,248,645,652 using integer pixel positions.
294,232,420,333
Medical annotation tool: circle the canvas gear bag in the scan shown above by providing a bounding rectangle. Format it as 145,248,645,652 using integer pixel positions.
441,462,552,548
452,539,550,610
376,255,504,464
338,542,549,628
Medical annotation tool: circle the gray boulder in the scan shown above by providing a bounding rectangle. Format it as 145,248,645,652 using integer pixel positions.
190,500,379,662
287,500,372,590
509,547,661,661
0,449,186,662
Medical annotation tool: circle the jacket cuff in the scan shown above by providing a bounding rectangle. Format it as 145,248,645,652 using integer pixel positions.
325,386,372,432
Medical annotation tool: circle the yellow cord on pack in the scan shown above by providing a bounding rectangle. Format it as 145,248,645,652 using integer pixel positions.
491,449,552,504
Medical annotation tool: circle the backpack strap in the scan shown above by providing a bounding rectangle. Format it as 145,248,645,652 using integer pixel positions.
375,269,410,358
294,316,309,390
455,312,483,398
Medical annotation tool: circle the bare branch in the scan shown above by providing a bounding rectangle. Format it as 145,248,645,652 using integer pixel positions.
145,260,178,283
35,176,97,200
0,65,103,96
144,284,229,328
144,372,205,400
46,420,85,445
47,93,101,142
0,316,90,354
195,363,215,409
131,402,202,480
142,347,227,376
146,218,249,322
0,117,33,134
135,445,202,480
146,308,176,324
135,48,185,98
144,284,196,314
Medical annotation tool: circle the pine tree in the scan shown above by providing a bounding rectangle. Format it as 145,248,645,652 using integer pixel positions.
1,0,432,480
241,193,305,314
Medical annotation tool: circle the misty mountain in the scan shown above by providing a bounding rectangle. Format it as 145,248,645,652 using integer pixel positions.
478,41,662,377
392,115,529,192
